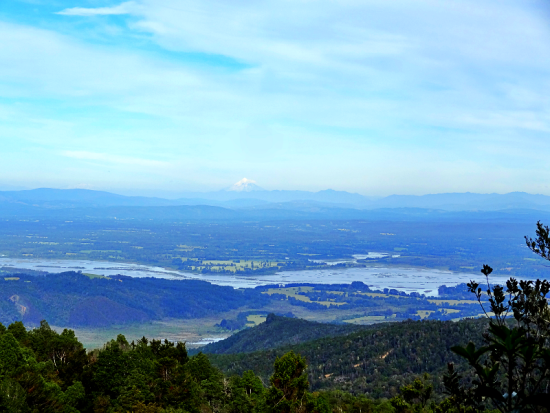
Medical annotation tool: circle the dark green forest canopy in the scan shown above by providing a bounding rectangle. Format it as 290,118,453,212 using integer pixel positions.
206,317,489,399
0,316,488,413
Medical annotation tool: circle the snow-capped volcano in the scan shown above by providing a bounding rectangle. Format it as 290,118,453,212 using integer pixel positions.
227,178,264,192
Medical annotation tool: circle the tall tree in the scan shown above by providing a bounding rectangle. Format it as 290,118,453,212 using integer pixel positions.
445,221,550,412
265,351,311,413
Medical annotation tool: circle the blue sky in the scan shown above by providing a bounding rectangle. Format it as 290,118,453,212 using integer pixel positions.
1,0,549,196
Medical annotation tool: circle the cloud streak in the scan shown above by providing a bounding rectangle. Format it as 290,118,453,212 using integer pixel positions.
57,2,137,16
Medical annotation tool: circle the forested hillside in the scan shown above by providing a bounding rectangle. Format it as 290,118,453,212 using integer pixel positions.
207,318,489,399
0,272,270,327
197,314,364,354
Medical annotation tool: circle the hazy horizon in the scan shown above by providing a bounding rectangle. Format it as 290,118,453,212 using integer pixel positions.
2,1,549,196
1,179,549,200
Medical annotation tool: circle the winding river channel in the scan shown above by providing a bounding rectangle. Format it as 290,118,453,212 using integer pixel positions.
0,257,512,297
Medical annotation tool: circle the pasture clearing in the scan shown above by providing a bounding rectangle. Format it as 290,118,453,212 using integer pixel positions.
416,310,435,319
246,314,267,327
263,287,346,307
83,273,106,279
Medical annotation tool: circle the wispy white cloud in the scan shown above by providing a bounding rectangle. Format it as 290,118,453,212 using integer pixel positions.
57,2,137,16
1,1,550,194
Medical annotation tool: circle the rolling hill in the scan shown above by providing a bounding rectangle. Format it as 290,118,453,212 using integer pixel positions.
198,313,364,355
206,316,489,399
0,271,271,328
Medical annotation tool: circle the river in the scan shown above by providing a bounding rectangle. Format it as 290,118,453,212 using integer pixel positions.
0,257,510,296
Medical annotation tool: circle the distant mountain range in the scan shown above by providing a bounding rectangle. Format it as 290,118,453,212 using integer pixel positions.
373,192,550,211
2,183,550,221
